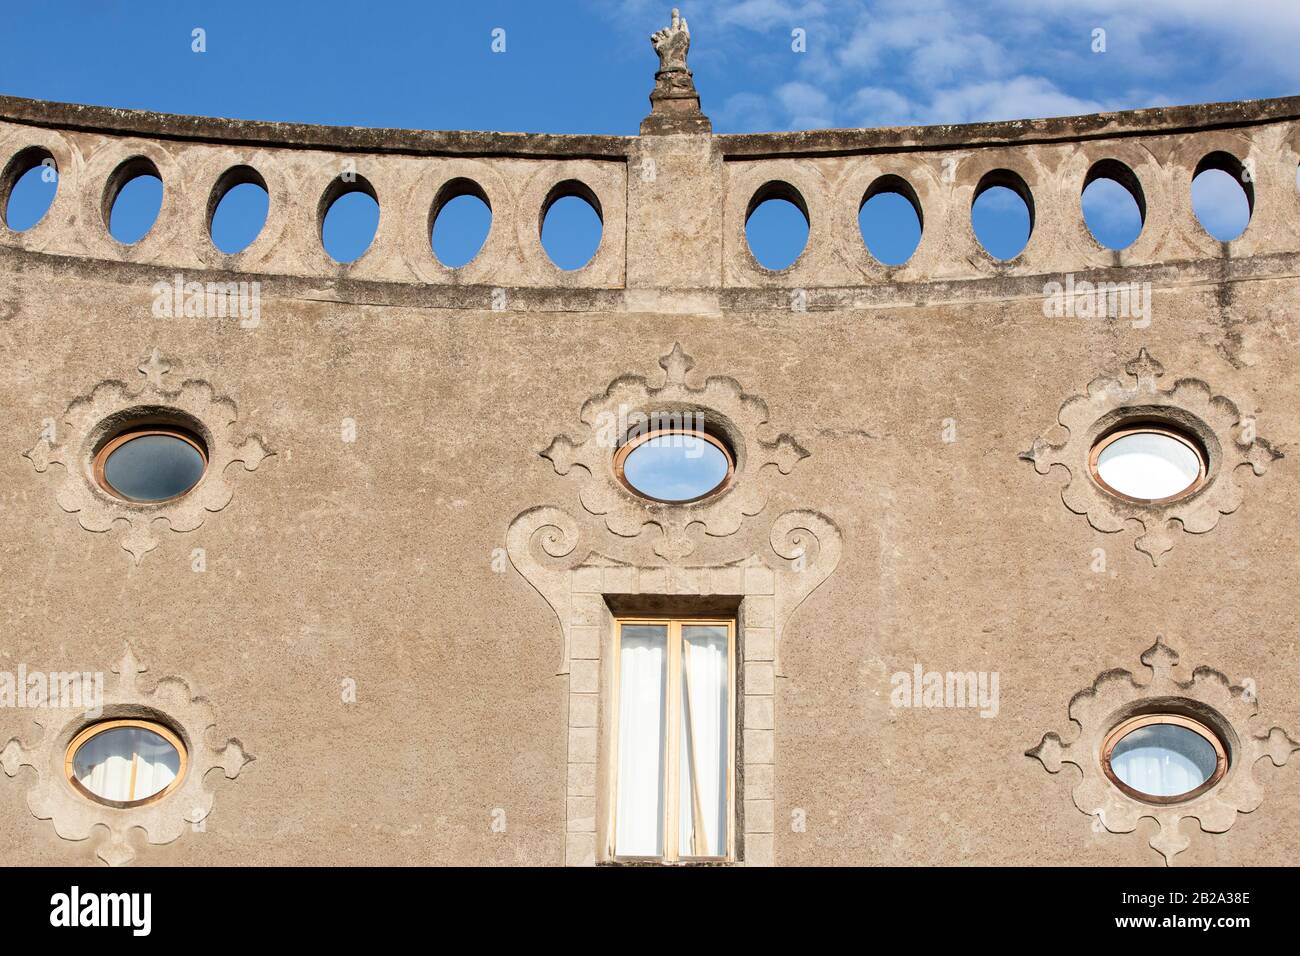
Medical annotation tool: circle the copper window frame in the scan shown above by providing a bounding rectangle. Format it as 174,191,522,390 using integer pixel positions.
612,428,735,505
91,425,208,503
1087,423,1209,505
609,617,737,864
64,718,189,809
1100,713,1228,805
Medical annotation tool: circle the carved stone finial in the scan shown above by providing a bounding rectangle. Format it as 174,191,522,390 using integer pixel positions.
643,8,710,135
138,347,171,390
659,342,695,385
1139,636,1179,681
1124,347,1164,392
113,643,148,695
651,8,691,73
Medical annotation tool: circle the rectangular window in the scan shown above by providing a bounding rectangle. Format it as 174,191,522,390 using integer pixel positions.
612,617,735,862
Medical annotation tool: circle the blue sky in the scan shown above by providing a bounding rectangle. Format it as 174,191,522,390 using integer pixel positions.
5,1,1299,133
1,1,1284,261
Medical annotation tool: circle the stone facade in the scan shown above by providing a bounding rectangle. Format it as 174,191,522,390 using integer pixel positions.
1,23,1298,866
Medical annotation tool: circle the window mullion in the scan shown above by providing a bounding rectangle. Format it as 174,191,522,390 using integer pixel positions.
664,620,682,862
607,621,624,860
128,751,140,802
727,620,736,860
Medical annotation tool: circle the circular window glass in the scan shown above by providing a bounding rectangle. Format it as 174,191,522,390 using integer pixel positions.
1089,425,1206,503
94,426,207,502
66,720,186,807
1103,715,1226,802
615,429,733,503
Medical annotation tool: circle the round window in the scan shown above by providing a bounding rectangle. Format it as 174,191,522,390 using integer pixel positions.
614,428,734,503
93,425,207,502
1089,424,1207,503
65,719,187,807
1102,714,1227,803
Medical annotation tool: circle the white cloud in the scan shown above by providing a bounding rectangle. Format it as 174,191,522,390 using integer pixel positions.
717,91,777,132
596,0,1300,131
1082,178,1142,231
844,76,1120,129
919,76,1122,124
847,86,917,127
714,0,830,30
775,81,833,128
1190,168,1251,240
910,34,1002,84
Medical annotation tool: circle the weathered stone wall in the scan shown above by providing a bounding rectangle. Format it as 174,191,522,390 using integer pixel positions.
1,88,1297,866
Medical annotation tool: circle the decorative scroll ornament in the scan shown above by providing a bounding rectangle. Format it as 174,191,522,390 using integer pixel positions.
506,505,582,670
540,342,808,561
507,505,841,676
0,645,251,867
23,348,272,563
509,343,840,675
1021,348,1279,565
1027,638,1299,865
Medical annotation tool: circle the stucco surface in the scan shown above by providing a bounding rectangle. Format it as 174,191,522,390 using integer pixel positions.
0,82,1297,866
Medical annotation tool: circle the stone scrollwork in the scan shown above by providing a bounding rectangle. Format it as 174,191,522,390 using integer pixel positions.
507,505,842,677
1027,638,1299,865
23,348,273,563
766,509,843,672
509,343,840,677
505,506,583,671
509,343,840,864
1021,348,1279,565
0,645,251,867
540,342,808,561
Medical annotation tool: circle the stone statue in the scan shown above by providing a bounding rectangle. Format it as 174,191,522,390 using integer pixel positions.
643,8,710,133
651,8,691,74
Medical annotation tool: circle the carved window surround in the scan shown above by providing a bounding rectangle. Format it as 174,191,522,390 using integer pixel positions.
23,348,272,563
1028,638,1299,865
1022,348,1278,565
506,346,842,866
1,645,251,867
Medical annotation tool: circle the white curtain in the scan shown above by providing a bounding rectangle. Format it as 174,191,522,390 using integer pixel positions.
679,626,728,857
1096,433,1200,499
74,726,179,802
1110,724,1216,797
615,626,667,856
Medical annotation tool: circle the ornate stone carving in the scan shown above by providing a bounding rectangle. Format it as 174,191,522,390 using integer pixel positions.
507,505,841,677
644,9,709,134
508,343,840,864
1027,638,1299,865
540,343,808,561
1021,348,1279,565
23,348,273,563
0,645,251,866
505,505,582,671
651,8,692,75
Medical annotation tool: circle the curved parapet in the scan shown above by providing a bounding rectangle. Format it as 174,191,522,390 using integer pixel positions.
4,92,1300,311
